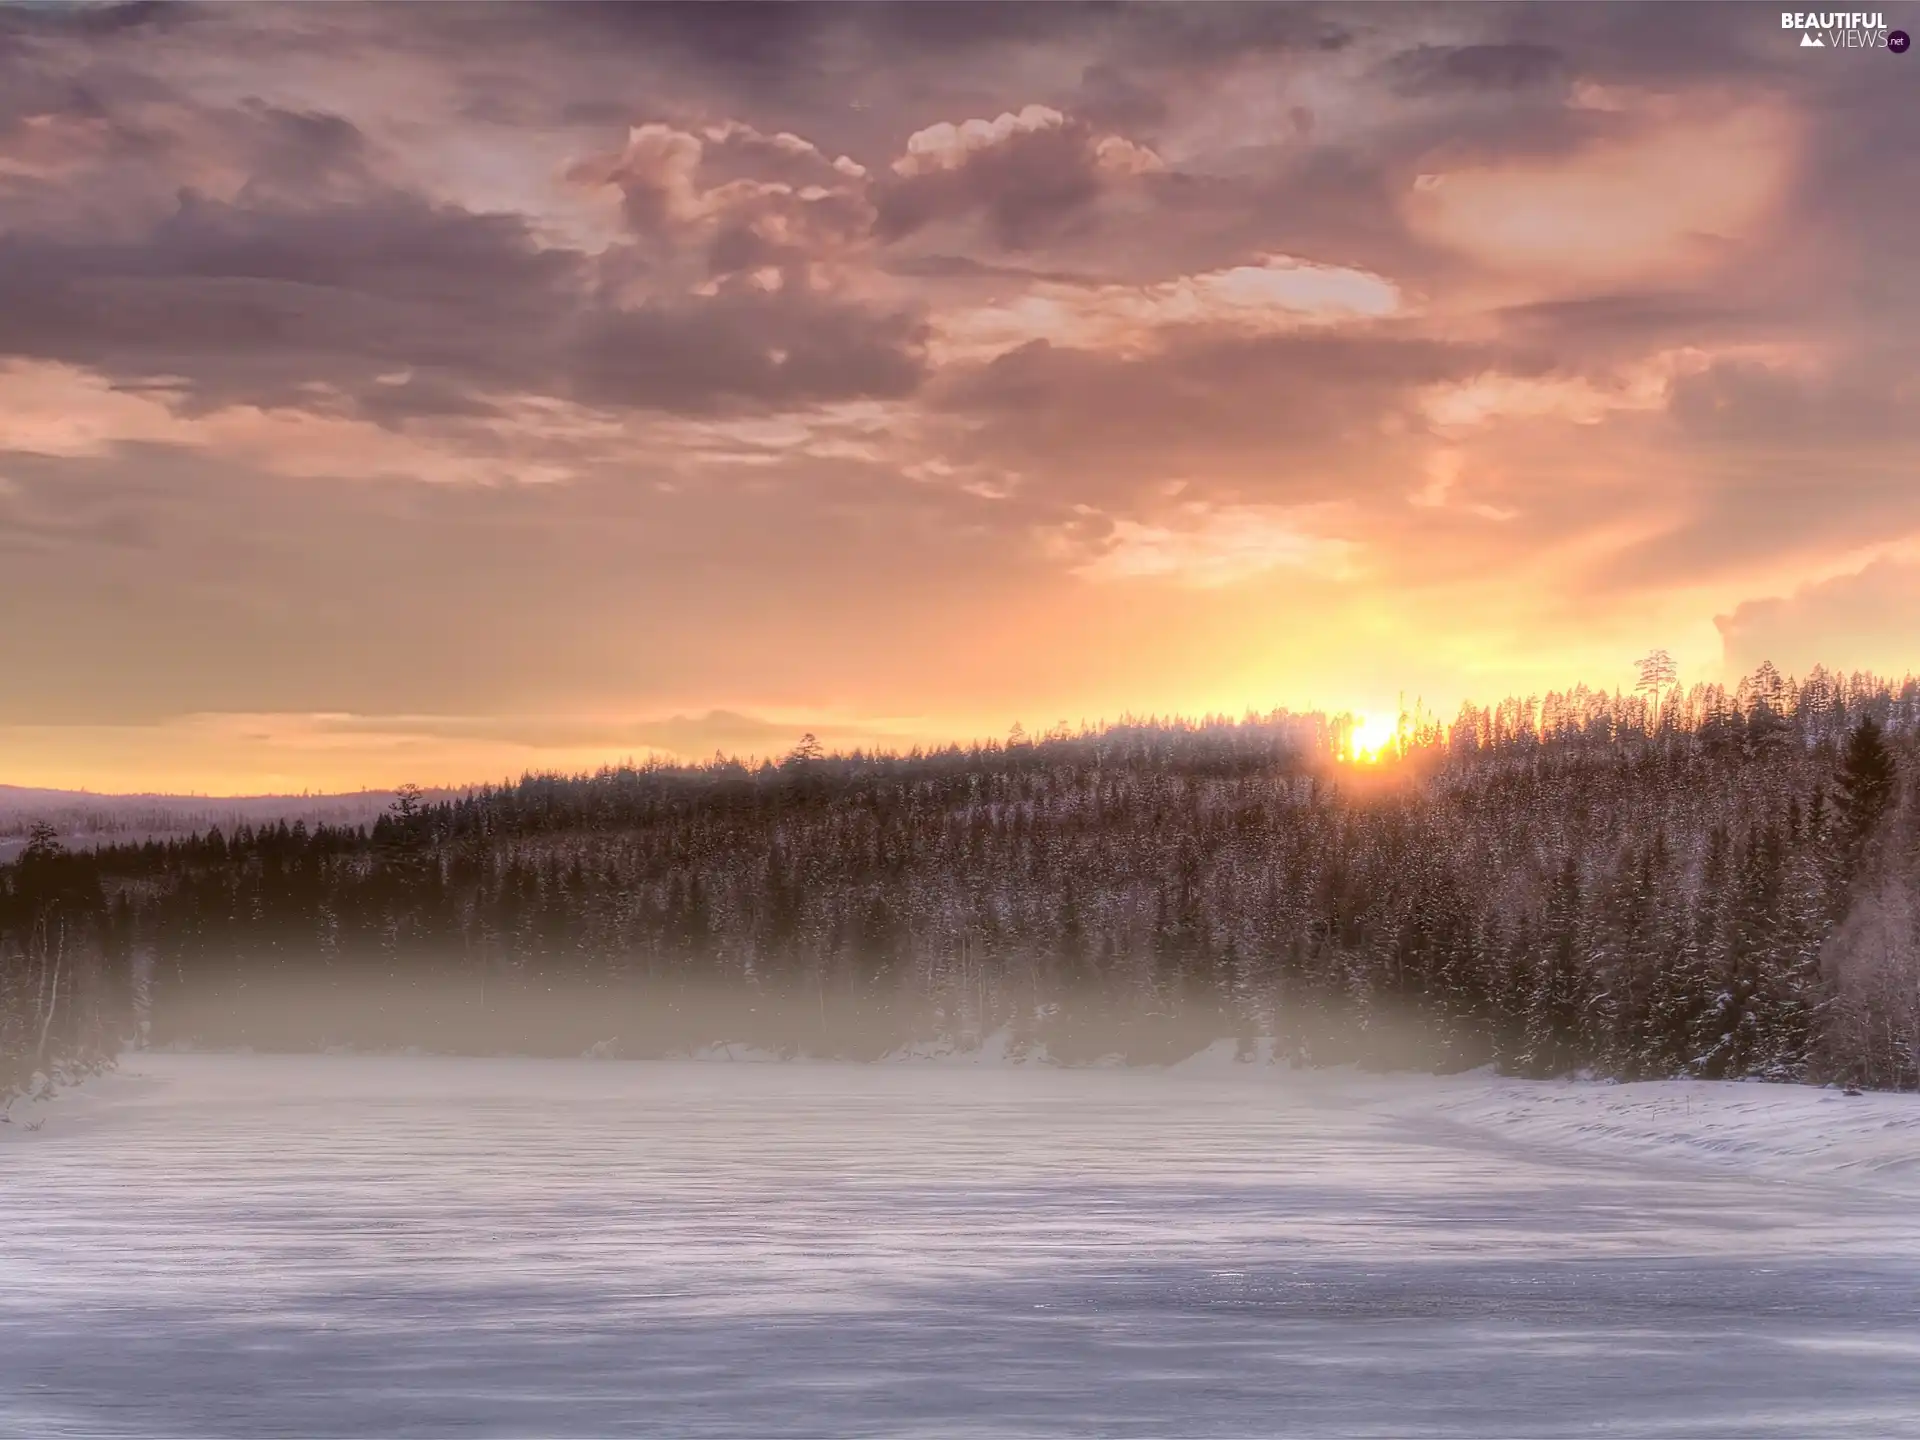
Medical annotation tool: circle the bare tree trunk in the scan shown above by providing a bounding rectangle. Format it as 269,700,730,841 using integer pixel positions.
132,945,154,1051
34,917,48,1026
34,922,63,1070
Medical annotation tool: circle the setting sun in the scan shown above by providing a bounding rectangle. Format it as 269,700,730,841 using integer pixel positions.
1348,713,1400,763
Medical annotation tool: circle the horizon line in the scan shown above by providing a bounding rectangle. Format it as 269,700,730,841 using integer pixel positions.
5,657,1915,805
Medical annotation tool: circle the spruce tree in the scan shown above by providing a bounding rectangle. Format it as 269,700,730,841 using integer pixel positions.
1836,716,1897,868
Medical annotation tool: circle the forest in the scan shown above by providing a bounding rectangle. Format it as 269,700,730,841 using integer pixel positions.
6,659,1920,1102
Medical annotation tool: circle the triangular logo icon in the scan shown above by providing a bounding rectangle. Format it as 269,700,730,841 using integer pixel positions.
1800,31,1825,45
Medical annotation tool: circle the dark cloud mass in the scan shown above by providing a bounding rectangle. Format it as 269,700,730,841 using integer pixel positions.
0,0,1913,788
1386,42,1566,95
518,2,1354,73
0,191,579,414
0,0,184,38
573,292,927,413
0,176,923,418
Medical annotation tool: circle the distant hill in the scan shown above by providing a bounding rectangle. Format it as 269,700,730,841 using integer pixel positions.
0,785,449,861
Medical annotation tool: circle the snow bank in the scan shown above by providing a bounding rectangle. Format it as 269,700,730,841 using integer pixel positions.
1406,1076,1920,1196
881,1028,1056,1066
1166,1036,1282,1072
678,1041,787,1063
881,1031,1283,1069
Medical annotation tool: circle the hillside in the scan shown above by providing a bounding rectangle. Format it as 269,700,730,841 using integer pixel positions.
0,786,448,863
5,665,1920,1097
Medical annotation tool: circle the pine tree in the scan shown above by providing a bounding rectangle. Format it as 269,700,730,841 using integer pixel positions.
1836,716,1897,874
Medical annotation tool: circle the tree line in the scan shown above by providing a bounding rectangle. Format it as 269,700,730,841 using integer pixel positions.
6,661,1920,1097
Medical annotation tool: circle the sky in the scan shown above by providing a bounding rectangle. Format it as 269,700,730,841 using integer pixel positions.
1,1,1916,794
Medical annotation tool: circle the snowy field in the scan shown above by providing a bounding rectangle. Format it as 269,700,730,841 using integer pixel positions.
5,1053,1920,1439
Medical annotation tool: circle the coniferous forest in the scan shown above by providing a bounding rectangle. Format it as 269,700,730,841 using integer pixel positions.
8,662,1920,1101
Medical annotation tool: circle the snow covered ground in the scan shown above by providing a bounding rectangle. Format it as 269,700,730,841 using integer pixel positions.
1392,1071,1920,1198
4,1053,1919,1438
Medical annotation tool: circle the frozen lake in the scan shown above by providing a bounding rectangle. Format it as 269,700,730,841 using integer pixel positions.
4,1053,1919,1438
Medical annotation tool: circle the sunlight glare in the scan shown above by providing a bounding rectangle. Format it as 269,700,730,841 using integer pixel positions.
1349,713,1399,763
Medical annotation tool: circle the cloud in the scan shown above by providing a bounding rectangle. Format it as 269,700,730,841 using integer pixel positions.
0,2,182,39
933,255,1401,362
0,360,629,487
1404,100,1798,289
0,52,924,426
935,328,1491,516
275,707,908,760
568,118,873,280
499,4,1356,87
0,177,927,423
0,188,582,414
1387,43,1567,96
1417,346,1802,433
1489,291,1765,358
572,290,926,413
1718,559,1920,679
1057,502,1353,588
0,44,383,228
875,104,1161,249
893,105,1155,178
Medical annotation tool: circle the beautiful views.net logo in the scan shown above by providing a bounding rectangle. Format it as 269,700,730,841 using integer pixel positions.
1781,11,1910,49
